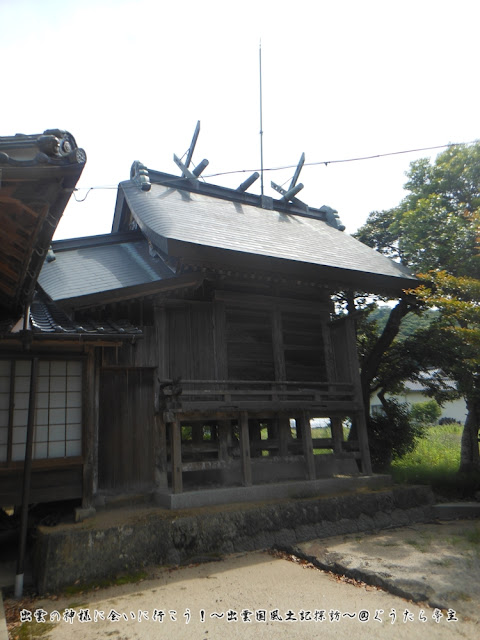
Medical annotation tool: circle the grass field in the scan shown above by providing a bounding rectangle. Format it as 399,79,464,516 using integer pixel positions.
390,422,480,497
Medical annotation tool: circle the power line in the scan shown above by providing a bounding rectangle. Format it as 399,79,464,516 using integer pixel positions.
72,139,478,198
204,140,478,179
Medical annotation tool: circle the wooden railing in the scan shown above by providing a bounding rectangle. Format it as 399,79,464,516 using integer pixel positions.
159,379,359,413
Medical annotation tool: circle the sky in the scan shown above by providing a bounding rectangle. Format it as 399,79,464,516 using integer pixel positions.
2,0,479,239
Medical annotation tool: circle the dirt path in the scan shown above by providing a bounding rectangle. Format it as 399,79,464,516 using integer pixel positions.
5,538,479,639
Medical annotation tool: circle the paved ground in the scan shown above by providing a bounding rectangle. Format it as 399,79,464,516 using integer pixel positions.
292,519,480,623
3,518,480,639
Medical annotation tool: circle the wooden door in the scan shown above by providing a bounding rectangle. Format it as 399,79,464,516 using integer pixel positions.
98,368,154,491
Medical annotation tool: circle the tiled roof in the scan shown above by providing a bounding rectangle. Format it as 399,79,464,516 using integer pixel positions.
29,294,141,336
39,233,176,303
119,178,417,292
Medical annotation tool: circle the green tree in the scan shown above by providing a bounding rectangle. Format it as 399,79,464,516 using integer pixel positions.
410,399,442,426
354,142,480,472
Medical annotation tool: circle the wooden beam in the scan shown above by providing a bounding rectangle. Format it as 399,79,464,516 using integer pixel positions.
215,290,330,314
170,419,183,494
297,411,316,480
239,411,252,486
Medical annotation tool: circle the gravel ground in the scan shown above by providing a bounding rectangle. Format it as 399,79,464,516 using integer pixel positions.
4,519,480,639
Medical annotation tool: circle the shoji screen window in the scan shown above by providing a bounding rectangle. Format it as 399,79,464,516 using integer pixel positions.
0,359,83,464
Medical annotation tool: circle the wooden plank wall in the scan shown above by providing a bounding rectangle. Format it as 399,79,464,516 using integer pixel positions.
0,465,83,505
226,306,274,381
282,309,326,382
167,304,216,380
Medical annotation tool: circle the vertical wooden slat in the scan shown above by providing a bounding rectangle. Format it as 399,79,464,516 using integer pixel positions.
239,411,252,486
155,306,169,380
272,306,286,382
213,301,227,380
321,317,337,382
298,410,316,480
170,418,183,494
82,349,95,508
7,359,15,466
93,351,100,495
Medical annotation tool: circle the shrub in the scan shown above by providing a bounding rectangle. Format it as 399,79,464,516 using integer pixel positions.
368,399,426,472
439,416,462,425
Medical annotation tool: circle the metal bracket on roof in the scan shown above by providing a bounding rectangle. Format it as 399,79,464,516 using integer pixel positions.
174,121,209,184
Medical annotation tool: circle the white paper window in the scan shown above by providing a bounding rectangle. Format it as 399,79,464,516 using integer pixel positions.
0,359,83,463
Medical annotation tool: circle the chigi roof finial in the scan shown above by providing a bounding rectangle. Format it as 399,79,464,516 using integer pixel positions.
173,120,209,184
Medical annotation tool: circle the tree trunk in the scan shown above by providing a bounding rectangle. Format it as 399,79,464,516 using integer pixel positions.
459,397,480,473
359,294,417,420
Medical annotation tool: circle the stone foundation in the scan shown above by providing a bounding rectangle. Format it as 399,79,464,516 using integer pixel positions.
33,484,435,594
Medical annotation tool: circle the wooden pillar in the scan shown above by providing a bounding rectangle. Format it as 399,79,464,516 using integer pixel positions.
192,422,203,445
331,417,344,455
218,420,231,462
278,415,291,457
154,305,169,488
153,414,168,488
239,411,252,486
170,418,183,493
250,419,262,458
297,411,316,480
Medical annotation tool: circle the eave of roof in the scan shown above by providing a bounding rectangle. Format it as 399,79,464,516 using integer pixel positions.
0,130,86,316
117,177,417,293
38,232,180,307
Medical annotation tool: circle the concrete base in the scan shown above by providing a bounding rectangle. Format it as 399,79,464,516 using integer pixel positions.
154,475,392,509
432,501,480,520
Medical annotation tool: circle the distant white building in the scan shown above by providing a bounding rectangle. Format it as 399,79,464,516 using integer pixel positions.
371,373,467,424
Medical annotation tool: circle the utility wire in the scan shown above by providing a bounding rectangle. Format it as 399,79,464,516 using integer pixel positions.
204,141,478,179
71,139,478,199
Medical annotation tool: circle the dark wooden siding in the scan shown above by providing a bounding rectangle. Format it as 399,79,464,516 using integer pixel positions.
98,368,154,491
0,464,83,506
226,307,274,380
167,304,215,380
282,310,326,382
329,320,353,382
